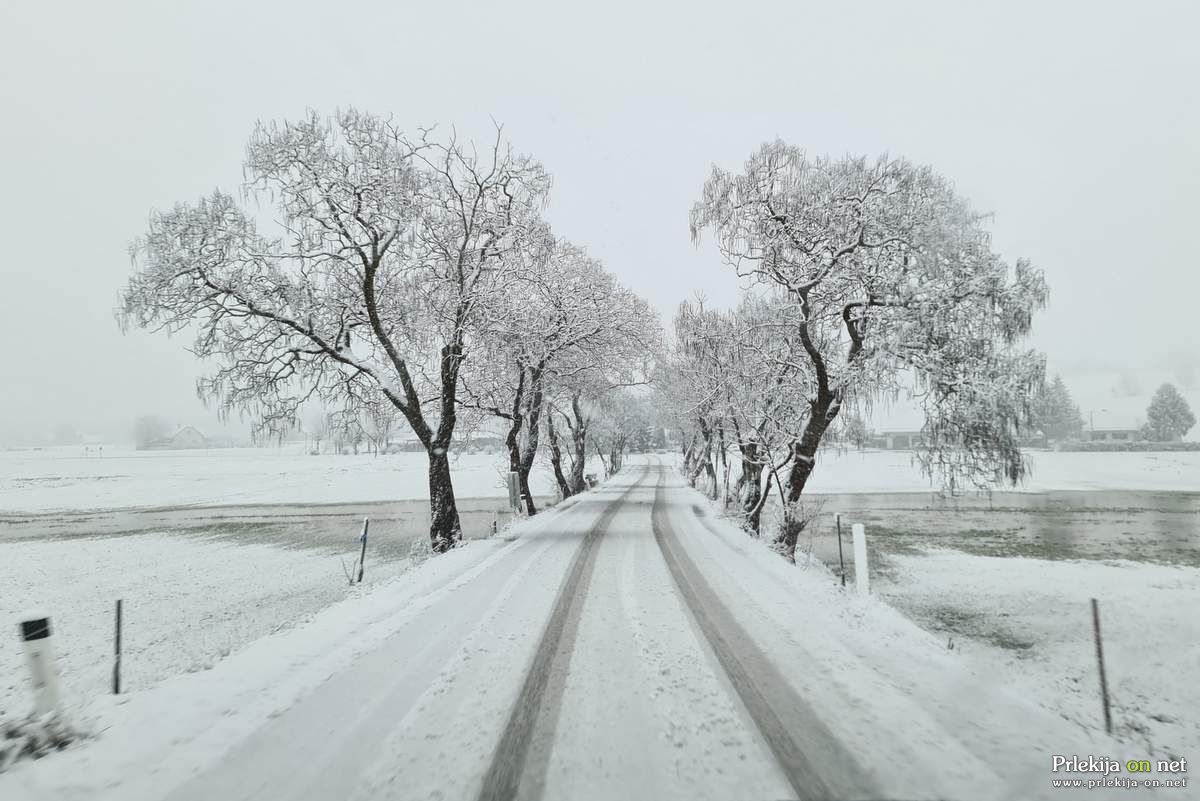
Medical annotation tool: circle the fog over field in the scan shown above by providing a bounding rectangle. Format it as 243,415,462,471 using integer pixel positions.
2,0,1199,444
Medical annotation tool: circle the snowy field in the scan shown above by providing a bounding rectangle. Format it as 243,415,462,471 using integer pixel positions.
688,451,1200,764
0,446,601,725
0,445,576,513
875,551,1200,762
0,445,618,728
762,490,1200,763
0,534,418,722
3,445,1199,514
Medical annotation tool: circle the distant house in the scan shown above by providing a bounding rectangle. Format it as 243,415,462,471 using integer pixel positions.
880,429,924,450
145,426,210,450
1084,408,1145,443
460,433,504,452
1087,426,1143,443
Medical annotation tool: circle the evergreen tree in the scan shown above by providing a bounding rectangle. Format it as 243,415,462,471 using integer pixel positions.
1032,374,1084,442
1142,383,1196,441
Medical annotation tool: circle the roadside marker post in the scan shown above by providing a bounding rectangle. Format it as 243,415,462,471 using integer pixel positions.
852,523,870,597
835,514,846,587
19,613,62,715
507,472,521,513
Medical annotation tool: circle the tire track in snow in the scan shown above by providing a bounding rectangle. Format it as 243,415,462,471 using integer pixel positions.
476,464,649,801
649,462,880,801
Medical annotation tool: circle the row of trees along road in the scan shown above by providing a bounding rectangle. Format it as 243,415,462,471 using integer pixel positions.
664,142,1049,561
120,110,660,553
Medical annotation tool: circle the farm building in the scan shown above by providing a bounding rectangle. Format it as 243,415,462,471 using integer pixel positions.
1087,426,1144,443
145,426,210,450
879,429,924,450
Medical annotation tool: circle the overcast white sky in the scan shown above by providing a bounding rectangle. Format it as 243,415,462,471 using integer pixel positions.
1,0,1197,442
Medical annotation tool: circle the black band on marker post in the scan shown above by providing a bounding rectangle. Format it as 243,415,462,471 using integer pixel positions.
20,618,51,641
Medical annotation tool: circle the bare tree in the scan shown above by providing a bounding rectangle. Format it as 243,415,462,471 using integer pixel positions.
328,409,365,455
691,143,1047,560
361,399,397,456
590,390,654,475
664,293,809,531
132,414,169,449
462,238,658,512
304,411,328,454
120,109,550,552
548,324,659,496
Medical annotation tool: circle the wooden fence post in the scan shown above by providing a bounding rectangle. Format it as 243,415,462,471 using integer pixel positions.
357,518,369,584
1091,598,1112,734
113,600,123,695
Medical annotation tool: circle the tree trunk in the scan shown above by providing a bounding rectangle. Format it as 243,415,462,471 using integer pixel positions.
545,411,572,498
504,418,525,507
739,444,765,534
517,466,536,515
569,437,586,492
694,418,718,499
427,446,463,553
682,433,700,485
774,391,841,561
427,335,465,553
716,423,729,504
567,393,589,494
517,370,545,515
503,364,526,483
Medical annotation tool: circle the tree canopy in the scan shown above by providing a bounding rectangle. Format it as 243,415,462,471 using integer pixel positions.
1143,383,1196,441
681,142,1048,557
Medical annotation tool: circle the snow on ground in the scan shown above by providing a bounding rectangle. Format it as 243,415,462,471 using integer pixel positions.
0,494,598,800
0,445,598,513
679,486,1107,800
2,445,1198,514
0,444,599,736
876,550,1200,762
0,461,1128,801
0,533,415,723
1,458,1194,799
799,447,1200,494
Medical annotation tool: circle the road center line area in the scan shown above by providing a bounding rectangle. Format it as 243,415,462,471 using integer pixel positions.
476,464,648,801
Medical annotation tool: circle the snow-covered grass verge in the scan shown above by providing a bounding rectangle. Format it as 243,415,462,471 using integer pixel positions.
0,491,592,797
683,458,1199,766
0,534,416,730
876,550,1200,762
0,713,83,773
675,473,1108,800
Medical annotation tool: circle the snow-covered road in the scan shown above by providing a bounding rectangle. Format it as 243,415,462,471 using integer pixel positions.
4,459,1104,801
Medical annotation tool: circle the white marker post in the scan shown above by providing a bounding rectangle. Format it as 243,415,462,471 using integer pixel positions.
19,612,61,715
507,471,521,513
851,523,870,597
